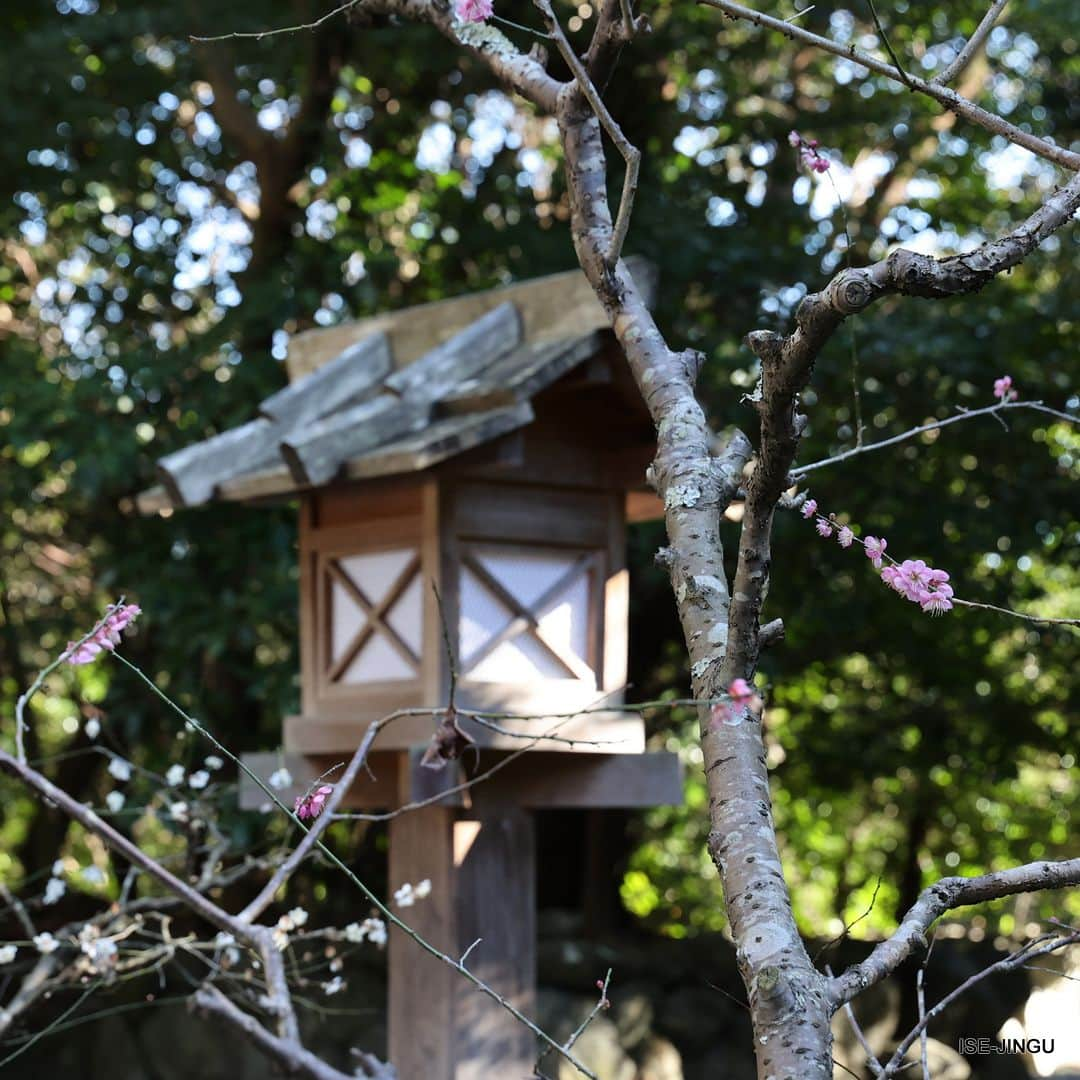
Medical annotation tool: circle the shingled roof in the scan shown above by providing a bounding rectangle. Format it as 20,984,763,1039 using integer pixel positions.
136,260,655,515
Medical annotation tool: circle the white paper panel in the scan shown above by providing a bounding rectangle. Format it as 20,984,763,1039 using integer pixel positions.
459,566,509,665
330,579,367,664
475,549,575,609
339,549,416,603
469,635,564,681
341,634,413,683
536,572,590,668
385,574,423,655
460,548,593,683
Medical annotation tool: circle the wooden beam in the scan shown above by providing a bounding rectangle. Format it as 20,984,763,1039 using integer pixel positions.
238,749,682,811
258,332,392,427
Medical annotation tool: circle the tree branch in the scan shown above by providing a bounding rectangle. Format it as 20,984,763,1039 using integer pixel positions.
699,0,1080,171
830,857,1080,1006
932,0,1009,87
192,985,366,1080
792,398,1078,478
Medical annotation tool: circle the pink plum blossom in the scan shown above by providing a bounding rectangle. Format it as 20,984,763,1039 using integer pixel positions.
816,519,833,538
919,583,954,615
863,536,887,569
294,785,334,820
65,603,142,665
455,0,493,22
837,526,854,548
993,375,1018,401
788,131,831,173
801,498,818,519
728,678,754,705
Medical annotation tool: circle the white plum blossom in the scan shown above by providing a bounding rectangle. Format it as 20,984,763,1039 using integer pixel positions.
323,976,345,996
393,879,432,907
105,791,126,813
165,764,186,786
84,717,100,739
343,918,387,947
268,767,292,790
188,770,210,790
107,757,132,782
82,866,107,886
204,755,224,771
0,945,17,964
169,801,189,823
43,877,66,905
81,937,117,970
33,933,60,954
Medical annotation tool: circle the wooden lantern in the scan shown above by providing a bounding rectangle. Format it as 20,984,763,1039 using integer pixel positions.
138,263,681,1079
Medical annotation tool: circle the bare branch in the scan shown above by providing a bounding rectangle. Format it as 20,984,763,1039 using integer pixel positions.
932,0,1009,87
881,930,1080,1076
535,0,640,266
951,597,1079,628
192,985,363,1080
831,857,1080,1006
792,399,1078,478
699,0,1080,171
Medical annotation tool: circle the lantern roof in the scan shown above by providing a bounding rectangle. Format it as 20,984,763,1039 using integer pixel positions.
137,260,655,514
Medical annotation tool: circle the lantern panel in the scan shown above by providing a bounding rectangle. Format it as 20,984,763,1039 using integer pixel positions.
326,547,421,684
458,545,596,684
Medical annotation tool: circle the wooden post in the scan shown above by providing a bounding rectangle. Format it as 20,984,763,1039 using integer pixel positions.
454,808,536,1080
387,802,536,1080
388,806,457,1080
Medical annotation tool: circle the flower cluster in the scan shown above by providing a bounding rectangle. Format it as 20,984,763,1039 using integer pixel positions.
294,784,334,820
273,906,309,951
454,0,493,22
788,130,831,173
393,879,432,907
65,603,141,665
344,917,387,947
994,374,1018,401
801,499,953,615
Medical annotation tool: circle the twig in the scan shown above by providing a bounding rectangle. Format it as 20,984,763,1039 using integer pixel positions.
699,0,1080,170
932,0,1009,86
238,717,385,922
814,877,882,964
916,934,936,1080
864,0,911,87
951,597,1080,628
881,931,1080,1076
0,881,36,939
534,968,612,1076
14,601,122,764
535,0,641,266
190,0,360,42
827,966,885,1077
792,399,1077,477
